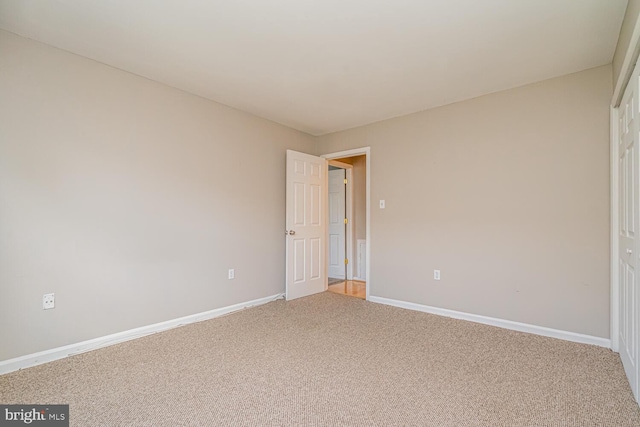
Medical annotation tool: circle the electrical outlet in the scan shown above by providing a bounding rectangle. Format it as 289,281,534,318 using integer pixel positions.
434,270,441,281
43,293,55,310
228,269,235,280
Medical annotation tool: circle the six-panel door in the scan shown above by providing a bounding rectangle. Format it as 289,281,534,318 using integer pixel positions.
285,150,327,300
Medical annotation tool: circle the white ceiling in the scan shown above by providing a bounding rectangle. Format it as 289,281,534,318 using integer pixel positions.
0,0,628,136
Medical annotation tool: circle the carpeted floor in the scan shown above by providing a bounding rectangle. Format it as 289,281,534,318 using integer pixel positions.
1,292,639,426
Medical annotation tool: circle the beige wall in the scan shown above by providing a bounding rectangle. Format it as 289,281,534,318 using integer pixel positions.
613,0,640,94
351,156,367,244
0,31,315,361
0,28,614,362
352,156,367,279
317,65,612,338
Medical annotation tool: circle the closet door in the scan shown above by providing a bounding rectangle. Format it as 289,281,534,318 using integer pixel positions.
619,62,640,401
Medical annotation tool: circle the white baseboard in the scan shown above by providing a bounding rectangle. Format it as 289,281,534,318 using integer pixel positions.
0,293,284,375
368,295,611,348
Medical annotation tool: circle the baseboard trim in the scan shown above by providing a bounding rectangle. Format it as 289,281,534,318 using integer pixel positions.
0,293,284,375
368,296,611,348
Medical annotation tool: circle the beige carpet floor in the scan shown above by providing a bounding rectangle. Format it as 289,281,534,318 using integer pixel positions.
1,292,639,426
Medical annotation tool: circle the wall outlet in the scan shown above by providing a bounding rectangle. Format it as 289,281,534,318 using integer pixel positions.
228,269,235,280
434,270,441,281
43,293,55,310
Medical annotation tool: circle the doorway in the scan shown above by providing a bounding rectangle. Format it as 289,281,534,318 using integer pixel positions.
328,162,349,281
284,147,370,301
324,152,368,300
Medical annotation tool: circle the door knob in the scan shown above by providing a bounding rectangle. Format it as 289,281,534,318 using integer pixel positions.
627,249,633,254
289,230,296,235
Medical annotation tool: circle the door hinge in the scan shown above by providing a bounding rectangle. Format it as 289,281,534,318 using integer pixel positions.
344,218,348,224
344,258,349,265
344,178,348,184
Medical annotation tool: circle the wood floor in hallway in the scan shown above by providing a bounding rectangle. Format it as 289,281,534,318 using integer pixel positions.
327,280,366,299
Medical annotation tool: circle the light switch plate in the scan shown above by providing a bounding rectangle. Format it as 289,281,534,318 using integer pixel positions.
380,200,385,209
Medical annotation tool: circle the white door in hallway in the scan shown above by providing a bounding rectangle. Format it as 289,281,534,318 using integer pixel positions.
619,62,640,401
285,150,327,300
328,168,346,279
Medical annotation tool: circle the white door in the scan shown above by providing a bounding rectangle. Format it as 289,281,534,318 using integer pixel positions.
285,150,327,300
328,168,346,279
619,63,640,400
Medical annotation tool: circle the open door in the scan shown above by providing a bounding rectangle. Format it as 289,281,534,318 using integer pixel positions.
328,167,346,279
285,150,327,300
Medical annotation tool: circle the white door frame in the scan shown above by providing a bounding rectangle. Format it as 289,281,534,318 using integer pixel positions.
611,14,640,354
612,104,620,352
328,160,355,280
322,147,371,300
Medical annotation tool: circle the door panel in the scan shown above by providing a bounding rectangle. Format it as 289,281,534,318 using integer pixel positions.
294,183,306,225
311,184,321,225
286,150,327,300
310,237,321,279
293,239,305,283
